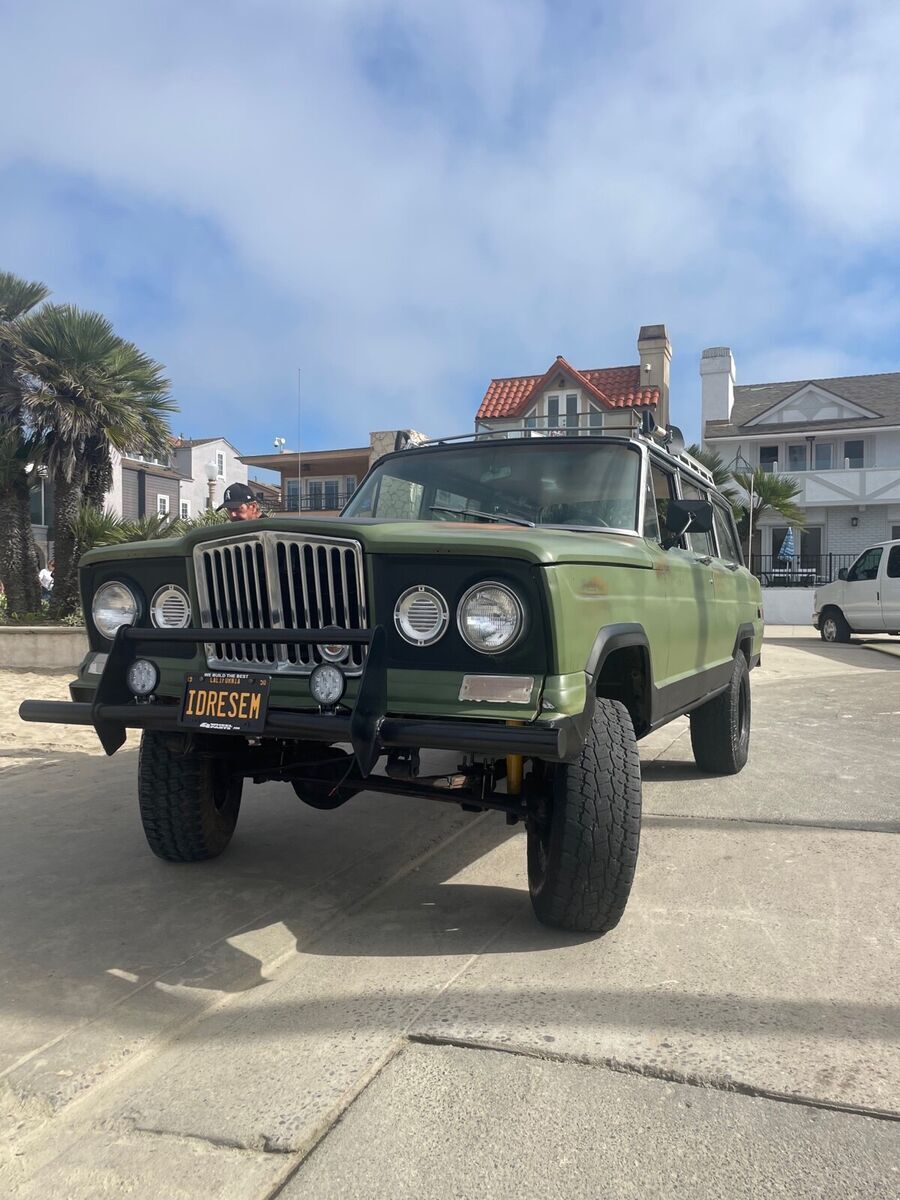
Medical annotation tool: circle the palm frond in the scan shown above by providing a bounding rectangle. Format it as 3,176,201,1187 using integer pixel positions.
0,272,50,322
732,470,806,528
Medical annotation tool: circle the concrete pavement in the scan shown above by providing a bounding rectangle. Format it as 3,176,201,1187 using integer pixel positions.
1,638,898,1197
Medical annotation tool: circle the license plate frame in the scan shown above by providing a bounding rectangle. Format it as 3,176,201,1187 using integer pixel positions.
179,671,270,734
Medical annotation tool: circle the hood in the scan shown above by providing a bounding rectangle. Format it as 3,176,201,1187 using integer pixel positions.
80,516,654,570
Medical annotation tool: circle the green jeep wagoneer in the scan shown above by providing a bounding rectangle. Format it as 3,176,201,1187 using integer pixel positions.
21,418,762,934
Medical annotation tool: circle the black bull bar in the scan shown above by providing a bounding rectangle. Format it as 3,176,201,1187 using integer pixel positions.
18,625,583,774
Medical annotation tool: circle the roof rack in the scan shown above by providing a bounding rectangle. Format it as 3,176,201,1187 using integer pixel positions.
408,410,717,488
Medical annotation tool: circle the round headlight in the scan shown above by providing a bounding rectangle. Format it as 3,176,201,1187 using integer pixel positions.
92,581,139,640
151,585,191,629
457,582,524,653
309,663,346,707
394,586,449,647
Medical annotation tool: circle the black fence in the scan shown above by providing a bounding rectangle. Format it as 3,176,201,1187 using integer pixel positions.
269,493,354,514
751,554,857,587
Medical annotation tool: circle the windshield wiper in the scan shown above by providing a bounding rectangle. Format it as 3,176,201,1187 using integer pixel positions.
429,505,535,528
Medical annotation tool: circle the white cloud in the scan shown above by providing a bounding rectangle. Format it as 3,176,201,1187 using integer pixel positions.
2,0,900,450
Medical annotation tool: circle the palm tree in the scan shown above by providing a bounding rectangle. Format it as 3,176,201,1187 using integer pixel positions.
17,304,175,615
686,442,739,508
0,272,51,614
731,469,805,562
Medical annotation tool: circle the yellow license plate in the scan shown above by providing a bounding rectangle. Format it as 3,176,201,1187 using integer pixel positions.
179,672,270,733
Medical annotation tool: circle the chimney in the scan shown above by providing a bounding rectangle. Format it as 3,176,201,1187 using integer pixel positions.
699,347,736,441
637,324,671,428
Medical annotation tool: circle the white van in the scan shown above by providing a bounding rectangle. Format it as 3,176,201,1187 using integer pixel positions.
813,540,900,641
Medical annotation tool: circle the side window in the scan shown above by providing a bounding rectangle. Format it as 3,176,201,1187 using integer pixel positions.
847,547,883,582
679,478,715,555
649,461,675,543
642,469,660,541
712,501,741,563
888,546,900,579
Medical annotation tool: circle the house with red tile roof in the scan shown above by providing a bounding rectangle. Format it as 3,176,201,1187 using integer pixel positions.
475,325,671,434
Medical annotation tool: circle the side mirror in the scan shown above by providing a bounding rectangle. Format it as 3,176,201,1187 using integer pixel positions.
838,568,848,581
664,499,714,538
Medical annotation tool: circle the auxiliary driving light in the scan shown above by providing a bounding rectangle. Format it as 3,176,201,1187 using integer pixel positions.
309,663,346,707
127,659,159,697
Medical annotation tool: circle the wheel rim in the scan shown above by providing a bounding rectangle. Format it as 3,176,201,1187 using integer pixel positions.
823,617,837,641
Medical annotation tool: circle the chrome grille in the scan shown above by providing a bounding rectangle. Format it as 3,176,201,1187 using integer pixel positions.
194,533,367,674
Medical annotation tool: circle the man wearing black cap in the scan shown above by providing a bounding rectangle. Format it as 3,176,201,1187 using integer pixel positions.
218,482,264,521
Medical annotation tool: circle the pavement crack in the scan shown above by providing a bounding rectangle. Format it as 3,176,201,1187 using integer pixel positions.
407,1033,900,1124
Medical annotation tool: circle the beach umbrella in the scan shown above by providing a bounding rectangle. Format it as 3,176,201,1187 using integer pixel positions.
777,527,796,562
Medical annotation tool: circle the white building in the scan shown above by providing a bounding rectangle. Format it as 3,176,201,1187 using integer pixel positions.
701,348,900,579
170,438,247,518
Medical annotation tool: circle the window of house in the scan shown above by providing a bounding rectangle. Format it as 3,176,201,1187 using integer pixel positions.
546,395,560,429
588,404,603,430
29,481,45,526
847,546,882,582
887,546,900,579
759,446,778,473
892,525,900,541
344,475,357,501
787,444,807,472
843,440,864,469
180,500,189,520
679,478,715,555
524,411,537,430
157,494,170,516
564,393,579,429
286,479,300,511
324,480,339,509
814,443,833,470
771,526,821,568
712,501,741,563
307,481,323,510
216,451,225,478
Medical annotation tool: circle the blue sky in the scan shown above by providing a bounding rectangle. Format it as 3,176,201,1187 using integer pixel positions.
3,0,900,462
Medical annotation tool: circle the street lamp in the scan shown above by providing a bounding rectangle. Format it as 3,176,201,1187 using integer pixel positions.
204,461,218,511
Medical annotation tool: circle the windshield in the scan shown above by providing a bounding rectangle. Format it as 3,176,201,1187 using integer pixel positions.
343,441,642,530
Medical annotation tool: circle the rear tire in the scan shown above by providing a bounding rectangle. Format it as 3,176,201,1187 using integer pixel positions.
689,653,751,775
526,698,642,934
820,610,851,643
138,732,242,862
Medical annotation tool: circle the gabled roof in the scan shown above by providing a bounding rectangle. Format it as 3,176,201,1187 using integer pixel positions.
172,436,243,455
477,356,658,420
707,371,900,438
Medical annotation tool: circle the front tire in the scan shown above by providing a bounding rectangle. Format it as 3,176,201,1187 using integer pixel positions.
138,732,242,862
820,610,851,643
689,653,750,775
526,698,642,934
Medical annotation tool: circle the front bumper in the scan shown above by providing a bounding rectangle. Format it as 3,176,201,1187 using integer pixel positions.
19,625,585,771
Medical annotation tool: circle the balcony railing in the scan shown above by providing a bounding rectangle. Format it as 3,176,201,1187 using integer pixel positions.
751,554,857,587
268,492,354,514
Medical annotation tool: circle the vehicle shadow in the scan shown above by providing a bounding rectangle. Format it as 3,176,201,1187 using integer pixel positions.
764,637,900,668
0,745,580,1036
640,759,709,783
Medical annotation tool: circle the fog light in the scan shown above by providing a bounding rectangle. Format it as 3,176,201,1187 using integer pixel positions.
310,663,346,707
127,659,159,697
